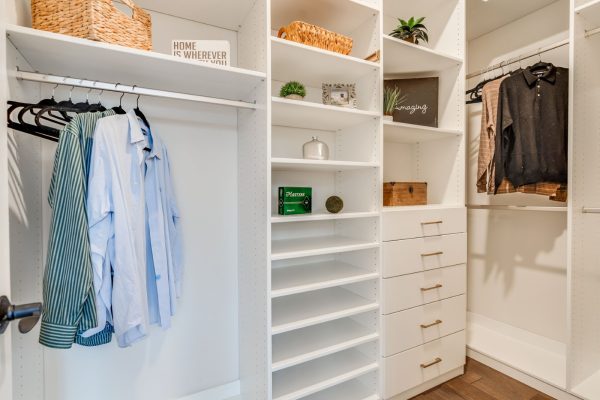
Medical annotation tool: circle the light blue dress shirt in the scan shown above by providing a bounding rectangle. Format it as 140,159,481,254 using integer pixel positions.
84,110,182,347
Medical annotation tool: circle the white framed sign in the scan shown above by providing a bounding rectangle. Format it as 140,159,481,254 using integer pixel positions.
172,40,231,66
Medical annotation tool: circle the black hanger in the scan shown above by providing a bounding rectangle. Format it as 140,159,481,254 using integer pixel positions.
132,86,150,129
7,101,59,141
111,84,127,115
20,84,68,126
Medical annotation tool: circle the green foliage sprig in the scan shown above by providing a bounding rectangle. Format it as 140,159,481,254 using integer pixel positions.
390,17,429,44
280,81,306,98
384,87,408,116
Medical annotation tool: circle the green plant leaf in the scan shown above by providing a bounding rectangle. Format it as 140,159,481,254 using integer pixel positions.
416,17,425,24
408,17,415,27
399,19,408,26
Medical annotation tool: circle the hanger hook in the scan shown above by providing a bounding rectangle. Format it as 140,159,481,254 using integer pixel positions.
69,85,75,101
132,85,141,108
538,48,542,63
51,83,59,99
119,91,125,108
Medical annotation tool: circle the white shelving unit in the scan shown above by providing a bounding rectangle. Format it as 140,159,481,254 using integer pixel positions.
271,236,379,261
384,121,462,144
383,35,463,74
271,158,378,172
301,379,380,400
271,211,379,223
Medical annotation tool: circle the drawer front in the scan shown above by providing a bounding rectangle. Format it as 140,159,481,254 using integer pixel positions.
383,330,466,398
383,233,467,278
382,264,466,314
382,295,466,356
382,207,466,241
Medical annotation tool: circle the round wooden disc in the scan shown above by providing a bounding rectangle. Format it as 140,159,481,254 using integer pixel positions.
326,196,344,214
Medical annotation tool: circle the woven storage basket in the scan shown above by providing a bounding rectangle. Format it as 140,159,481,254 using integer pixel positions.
278,21,353,55
31,0,152,51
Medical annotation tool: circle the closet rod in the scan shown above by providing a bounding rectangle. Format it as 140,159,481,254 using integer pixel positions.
582,207,600,214
13,70,258,110
467,205,567,212
465,39,569,80
584,26,600,39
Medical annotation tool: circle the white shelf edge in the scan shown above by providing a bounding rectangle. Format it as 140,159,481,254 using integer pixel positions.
272,332,379,372
271,240,380,261
271,271,379,298
273,362,379,400
384,121,463,138
6,25,267,80
272,97,380,119
348,0,380,13
382,204,465,212
271,211,379,223
382,35,464,64
271,302,379,335
271,158,379,171
575,0,600,13
271,36,380,70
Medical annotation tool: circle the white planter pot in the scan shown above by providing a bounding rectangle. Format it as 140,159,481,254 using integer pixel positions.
285,94,304,101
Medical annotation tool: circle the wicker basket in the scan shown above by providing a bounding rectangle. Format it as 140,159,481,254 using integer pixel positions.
277,21,353,55
31,0,152,51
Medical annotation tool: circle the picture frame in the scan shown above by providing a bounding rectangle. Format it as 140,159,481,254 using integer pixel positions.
322,83,357,108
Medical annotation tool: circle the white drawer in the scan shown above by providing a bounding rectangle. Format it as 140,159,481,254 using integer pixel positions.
382,295,466,356
382,264,466,314
382,207,466,241
383,233,466,278
383,330,466,398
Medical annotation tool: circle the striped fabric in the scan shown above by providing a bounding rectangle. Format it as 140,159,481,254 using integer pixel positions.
40,110,115,349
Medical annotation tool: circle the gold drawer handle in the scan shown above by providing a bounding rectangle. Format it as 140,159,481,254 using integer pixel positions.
420,319,443,329
421,220,443,225
421,284,443,292
421,251,444,257
421,357,442,369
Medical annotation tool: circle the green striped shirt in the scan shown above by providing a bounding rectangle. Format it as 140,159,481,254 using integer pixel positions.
40,110,115,349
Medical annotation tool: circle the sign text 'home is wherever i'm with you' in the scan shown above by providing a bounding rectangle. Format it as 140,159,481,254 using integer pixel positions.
172,40,230,66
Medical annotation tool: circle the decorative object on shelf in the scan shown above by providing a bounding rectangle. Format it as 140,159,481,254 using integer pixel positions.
280,81,307,100
383,87,408,121
31,0,153,51
383,182,427,206
384,78,439,127
303,137,329,160
325,196,344,214
172,40,230,66
277,21,353,55
322,83,357,108
278,187,312,215
389,17,429,45
365,50,381,63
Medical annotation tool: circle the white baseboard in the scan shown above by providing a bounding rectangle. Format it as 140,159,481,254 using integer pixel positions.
176,381,240,400
388,367,464,400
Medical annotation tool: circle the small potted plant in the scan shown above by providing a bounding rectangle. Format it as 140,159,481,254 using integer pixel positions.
383,86,407,120
280,81,306,100
390,17,429,45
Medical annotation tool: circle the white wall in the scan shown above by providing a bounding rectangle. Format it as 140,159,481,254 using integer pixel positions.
467,0,570,343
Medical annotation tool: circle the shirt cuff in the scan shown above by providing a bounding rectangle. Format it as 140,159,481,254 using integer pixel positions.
39,321,78,349
75,323,113,347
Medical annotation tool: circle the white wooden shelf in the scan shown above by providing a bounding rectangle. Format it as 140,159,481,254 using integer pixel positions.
383,36,463,75
272,318,379,371
271,211,379,223
272,97,379,131
572,370,600,400
271,287,378,334
272,158,378,172
302,380,379,400
271,261,378,298
383,204,465,212
272,348,379,400
384,121,462,143
6,25,265,102
272,0,378,37
136,0,256,31
271,37,379,88
271,236,380,261
575,0,600,30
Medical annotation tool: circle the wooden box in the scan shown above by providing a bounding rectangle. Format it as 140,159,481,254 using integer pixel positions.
383,182,427,206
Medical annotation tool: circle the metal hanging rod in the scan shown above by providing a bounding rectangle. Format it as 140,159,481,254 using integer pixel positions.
582,207,600,214
467,205,567,212
465,39,570,80
584,26,600,39
13,70,257,110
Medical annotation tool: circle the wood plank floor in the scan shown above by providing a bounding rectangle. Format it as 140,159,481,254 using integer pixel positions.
411,358,556,400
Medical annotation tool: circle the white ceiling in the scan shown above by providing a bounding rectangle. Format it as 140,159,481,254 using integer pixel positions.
467,0,560,40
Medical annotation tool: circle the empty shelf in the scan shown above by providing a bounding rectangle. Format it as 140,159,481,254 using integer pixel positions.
271,211,379,223
272,318,378,371
384,121,462,143
302,379,379,400
271,158,379,172
272,97,379,131
272,348,378,400
6,25,265,102
272,37,379,88
272,236,379,261
272,261,378,298
272,287,378,335
383,36,462,75
576,0,600,29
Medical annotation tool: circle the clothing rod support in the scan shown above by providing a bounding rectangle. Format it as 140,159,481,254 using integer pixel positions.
12,70,257,110
582,207,600,214
467,205,567,212
585,26,600,39
466,39,569,80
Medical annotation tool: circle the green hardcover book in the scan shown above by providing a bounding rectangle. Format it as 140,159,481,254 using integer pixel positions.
278,187,312,215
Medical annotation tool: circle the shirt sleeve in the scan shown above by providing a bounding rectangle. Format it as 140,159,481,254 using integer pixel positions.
494,82,513,193
165,149,183,297
40,122,98,349
476,88,491,193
